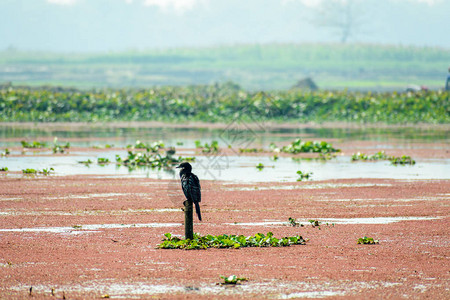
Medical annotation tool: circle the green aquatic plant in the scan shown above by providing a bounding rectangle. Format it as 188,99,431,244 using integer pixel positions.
40,168,54,175
256,163,265,170
351,151,389,161
0,167,8,171
22,168,37,174
220,275,248,285
22,167,54,175
157,232,307,250
351,151,415,165
308,219,321,228
288,217,303,227
21,141,47,149
195,140,219,154
297,170,312,181
1,86,448,124
116,149,184,169
128,140,165,153
390,155,416,165
239,148,263,153
78,159,93,165
280,139,340,154
52,142,70,154
97,157,110,164
357,236,379,244
1,148,10,156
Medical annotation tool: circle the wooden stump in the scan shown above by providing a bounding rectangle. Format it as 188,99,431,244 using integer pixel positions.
184,200,194,240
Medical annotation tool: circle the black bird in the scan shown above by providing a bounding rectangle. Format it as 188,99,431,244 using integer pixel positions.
176,162,202,221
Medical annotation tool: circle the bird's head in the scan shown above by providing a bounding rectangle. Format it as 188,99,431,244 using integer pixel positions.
176,162,192,172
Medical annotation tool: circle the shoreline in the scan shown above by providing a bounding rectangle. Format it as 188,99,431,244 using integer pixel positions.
1,121,449,130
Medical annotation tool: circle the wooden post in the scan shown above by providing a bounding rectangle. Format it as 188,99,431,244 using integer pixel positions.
184,200,194,240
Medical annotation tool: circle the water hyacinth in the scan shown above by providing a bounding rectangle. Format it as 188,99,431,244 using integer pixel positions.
158,232,307,250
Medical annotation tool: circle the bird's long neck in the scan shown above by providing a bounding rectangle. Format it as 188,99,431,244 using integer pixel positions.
180,168,191,178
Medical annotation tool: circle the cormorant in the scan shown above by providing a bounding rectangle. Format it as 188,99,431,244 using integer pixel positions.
176,162,202,221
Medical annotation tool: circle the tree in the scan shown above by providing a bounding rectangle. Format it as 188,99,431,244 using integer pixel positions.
312,0,366,43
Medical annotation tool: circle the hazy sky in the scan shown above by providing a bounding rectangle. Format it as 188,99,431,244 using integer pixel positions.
1,0,448,52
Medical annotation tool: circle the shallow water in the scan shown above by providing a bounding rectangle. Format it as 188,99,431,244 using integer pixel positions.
0,222,182,233
0,124,448,148
225,216,443,226
0,152,448,182
0,125,448,182
9,279,402,298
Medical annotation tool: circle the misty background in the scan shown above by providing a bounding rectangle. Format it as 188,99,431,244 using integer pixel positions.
1,0,449,90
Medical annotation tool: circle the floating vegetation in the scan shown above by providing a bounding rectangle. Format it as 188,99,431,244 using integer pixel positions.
21,141,47,149
351,151,415,165
0,167,8,171
256,163,265,170
157,232,307,250
92,144,113,149
22,167,54,175
127,140,164,153
271,139,340,156
22,168,37,174
219,275,248,285
195,140,219,154
390,155,416,165
288,217,303,227
281,139,340,154
78,159,93,165
357,236,379,244
20,138,70,153
52,141,70,154
309,219,321,228
77,140,195,170
297,170,312,181
1,148,10,156
239,148,263,153
116,149,186,169
97,157,110,164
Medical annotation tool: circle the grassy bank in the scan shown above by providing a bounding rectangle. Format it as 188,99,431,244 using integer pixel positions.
1,84,448,124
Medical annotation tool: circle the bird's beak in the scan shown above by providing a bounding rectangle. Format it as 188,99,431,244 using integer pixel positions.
176,165,181,168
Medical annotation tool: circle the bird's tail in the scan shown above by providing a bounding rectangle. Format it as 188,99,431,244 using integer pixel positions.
194,202,202,221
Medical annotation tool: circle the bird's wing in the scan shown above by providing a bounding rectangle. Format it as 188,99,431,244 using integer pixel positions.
190,173,201,203
181,173,201,203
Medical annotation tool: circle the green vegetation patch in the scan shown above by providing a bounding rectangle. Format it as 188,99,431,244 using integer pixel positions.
357,236,379,245
288,217,303,227
256,163,265,170
21,141,47,149
352,151,416,165
239,148,264,153
1,149,9,157
116,150,183,169
297,170,313,181
158,232,307,250
195,140,219,154
52,141,70,154
1,85,448,124
128,140,164,152
220,275,248,285
22,167,54,175
271,139,340,154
